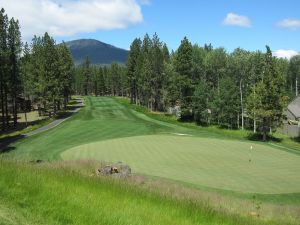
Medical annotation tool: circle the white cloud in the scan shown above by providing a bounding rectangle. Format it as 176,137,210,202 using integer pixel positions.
139,0,151,5
273,49,299,60
0,0,144,39
223,13,251,27
277,18,300,30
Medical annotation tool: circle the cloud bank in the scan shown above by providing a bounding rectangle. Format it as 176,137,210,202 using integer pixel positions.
223,13,251,27
273,49,299,60
0,0,144,38
277,18,300,30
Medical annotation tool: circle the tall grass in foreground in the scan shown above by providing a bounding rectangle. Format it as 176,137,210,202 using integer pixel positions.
0,160,294,225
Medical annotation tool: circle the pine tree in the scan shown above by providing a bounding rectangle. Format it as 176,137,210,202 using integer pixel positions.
7,18,22,127
0,8,8,130
174,37,193,119
127,38,141,104
246,46,287,141
57,42,74,108
20,42,31,126
83,57,91,96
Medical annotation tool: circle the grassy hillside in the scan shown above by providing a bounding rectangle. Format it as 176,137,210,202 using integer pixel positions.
2,96,300,224
4,97,300,194
0,160,296,225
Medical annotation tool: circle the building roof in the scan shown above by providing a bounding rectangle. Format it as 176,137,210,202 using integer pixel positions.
287,96,300,119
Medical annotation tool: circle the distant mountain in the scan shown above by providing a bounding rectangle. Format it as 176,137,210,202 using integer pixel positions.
65,39,128,65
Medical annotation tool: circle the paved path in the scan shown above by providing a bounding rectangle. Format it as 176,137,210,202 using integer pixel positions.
0,98,84,151
25,98,84,137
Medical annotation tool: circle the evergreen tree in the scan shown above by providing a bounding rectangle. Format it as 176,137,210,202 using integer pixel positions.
57,43,74,108
174,37,193,119
7,18,22,127
0,8,8,130
246,46,287,141
127,38,141,104
83,57,91,96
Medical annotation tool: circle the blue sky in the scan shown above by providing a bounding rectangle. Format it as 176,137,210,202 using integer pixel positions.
1,0,299,58
87,0,300,53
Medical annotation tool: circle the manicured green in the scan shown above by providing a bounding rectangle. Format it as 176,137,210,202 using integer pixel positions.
62,134,300,194
0,161,292,225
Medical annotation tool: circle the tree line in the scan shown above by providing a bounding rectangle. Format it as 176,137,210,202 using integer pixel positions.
2,4,300,140
0,8,74,131
114,34,299,141
73,58,127,97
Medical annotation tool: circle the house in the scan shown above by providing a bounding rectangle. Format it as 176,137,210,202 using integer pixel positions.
282,96,300,137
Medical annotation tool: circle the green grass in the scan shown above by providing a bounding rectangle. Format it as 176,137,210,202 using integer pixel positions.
2,96,300,224
61,134,300,194
5,97,300,195
0,160,295,225
0,97,79,142
7,97,190,160
115,97,300,154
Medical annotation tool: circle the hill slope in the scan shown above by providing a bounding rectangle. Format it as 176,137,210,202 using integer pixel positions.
65,39,128,65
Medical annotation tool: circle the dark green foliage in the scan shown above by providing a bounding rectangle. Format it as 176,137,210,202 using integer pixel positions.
21,33,74,117
0,6,295,142
7,18,22,127
123,34,292,141
73,61,127,97
246,46,287,141
0,9,22,130
83,56,91,96
127,38,142,103
174,37,194,118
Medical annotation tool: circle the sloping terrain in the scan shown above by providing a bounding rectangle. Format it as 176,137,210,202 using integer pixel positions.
65,39,128,65
8,97,300,195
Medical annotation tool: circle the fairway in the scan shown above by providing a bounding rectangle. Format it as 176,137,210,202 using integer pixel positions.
61,135,300,194
10,97,300,195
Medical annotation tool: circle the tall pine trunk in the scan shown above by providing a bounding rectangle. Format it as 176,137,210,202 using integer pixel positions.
1,82,5,131
4,88,9,128
24,100,28,127
239,79,244,130
296,78,298,96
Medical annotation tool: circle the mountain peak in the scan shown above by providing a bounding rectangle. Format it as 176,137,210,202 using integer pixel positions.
65,39,128,65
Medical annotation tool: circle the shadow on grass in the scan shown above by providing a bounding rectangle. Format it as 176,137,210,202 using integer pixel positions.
247,133,283,143
0,135,23,153
0,118,49,136
291,136,300,143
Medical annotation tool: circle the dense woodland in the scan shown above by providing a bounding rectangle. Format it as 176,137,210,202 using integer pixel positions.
73,33,300,140
1,7,300,140
0,9,73,131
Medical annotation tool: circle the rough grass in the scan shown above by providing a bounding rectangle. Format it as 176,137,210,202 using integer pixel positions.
0,160,297,225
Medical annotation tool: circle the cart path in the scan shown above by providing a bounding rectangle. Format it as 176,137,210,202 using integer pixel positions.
0,98,84,151
25,98,84,137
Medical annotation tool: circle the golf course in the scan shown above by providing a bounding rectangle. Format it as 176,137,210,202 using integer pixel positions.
1,96,300,225
7,97,300,194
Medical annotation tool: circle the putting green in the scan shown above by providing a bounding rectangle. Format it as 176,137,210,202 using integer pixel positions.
61,134,300,194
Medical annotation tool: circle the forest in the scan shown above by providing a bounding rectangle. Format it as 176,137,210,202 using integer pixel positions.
0,9,73,131
1,7,300,140
74,34,300,140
